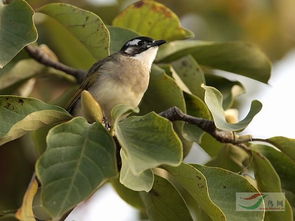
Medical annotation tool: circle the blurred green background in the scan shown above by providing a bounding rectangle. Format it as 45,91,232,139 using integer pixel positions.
1,0,295,217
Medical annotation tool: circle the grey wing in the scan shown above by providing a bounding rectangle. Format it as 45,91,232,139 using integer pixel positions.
66,54,118,113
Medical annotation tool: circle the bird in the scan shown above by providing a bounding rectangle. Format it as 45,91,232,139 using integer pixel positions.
67,36,166,122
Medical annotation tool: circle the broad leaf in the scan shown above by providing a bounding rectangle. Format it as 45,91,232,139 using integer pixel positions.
36,117,117,218
206,144,250,172
252,151,293,220
0,96,71,146
140,175,193,221
119,149,154,192
108,26,138,54
267,136,295,162
116,112,182,175
203,85,262,131
165,164,226,221
111,177,145,210
0,0,37,68
171,55,205,98
200,133,223,157
157,41,271,83
182,93,211,143
140,65,186,114
253,144,295,214
38,3,110,68
0,59,44,90
205,74,245,109
113,0,193,41
193,164,264,221
16,178,38,221
139,65,192,155
111,104,139,126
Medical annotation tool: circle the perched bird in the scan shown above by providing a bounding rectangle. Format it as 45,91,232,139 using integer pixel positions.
67,36,166,121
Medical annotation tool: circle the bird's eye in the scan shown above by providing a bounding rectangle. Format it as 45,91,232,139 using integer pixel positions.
138,41,144,46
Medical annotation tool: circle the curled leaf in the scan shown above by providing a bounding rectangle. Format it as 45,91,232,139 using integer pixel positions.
119,149,154,192
203,85,262,131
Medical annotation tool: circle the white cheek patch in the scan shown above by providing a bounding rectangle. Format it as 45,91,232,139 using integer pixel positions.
127,39,141,46
125,47,135,54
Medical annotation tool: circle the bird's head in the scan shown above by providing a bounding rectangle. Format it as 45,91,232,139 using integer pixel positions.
120,36,166,68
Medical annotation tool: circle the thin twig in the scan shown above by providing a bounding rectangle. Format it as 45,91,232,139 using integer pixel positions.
251,138,268,142
25,45,87,83
159,106,253,144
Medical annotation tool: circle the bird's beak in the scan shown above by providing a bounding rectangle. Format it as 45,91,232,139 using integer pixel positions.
152,40,166,47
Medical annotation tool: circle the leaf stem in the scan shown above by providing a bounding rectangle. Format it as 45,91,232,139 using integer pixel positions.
25,45,87,83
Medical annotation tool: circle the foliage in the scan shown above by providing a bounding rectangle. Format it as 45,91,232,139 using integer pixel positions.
0,0,294,220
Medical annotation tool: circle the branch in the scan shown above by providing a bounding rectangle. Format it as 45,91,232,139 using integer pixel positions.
25,45,87,83
24,45,258,147
159,106,253,144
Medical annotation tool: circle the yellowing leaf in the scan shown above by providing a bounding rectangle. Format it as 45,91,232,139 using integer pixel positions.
113,0,193,41
16,178,38,221
0,96,71,146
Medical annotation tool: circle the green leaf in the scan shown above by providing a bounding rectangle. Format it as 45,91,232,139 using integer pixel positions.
252,150,293,220
253,144,295,215
140,175,193,221
205,74,245,109
140,65,186,114
171,55,205,98
193,164,265,221
111,104,139,126
116,112,182,175
164,164,226,221
200,133,223,157
36,117,117,219
108,26,138,54
267,136,295,162
182,92,211,143
38,3,110,68
138,65,193,155
0,59,43,90
111,177,145,210
0,0,37,68
206,144,250,172
203,85,262,131
119,149,154,192
0,96,71,146
112,0,193,41
157,41,271,83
